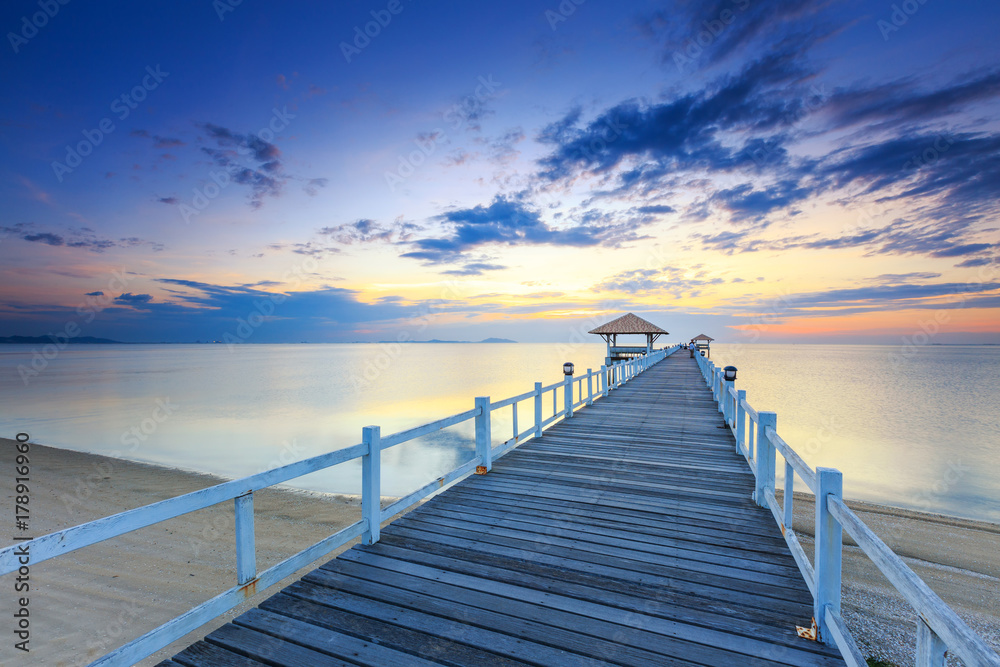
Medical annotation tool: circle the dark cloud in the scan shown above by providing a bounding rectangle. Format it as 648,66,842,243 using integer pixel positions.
151,279,424,334
930,243,993,258
85,291,104,297
871,273,942,282
638,0,829,70
266,240,340,258
304,178,329,197
133,129,185,148
1,224,164,254
709,180,809,222
635,204,675,214
114,293,153,306
23,232,63,246
400,195,652,268
955,257,997,268
441,262,508,276
774,281,1000,312
486,128,525,164
153,136,185,148
197,122,317,209
822,71,1000,130
319,219,422,245
595,265,724,297
536,50,812,183
158,196,178,205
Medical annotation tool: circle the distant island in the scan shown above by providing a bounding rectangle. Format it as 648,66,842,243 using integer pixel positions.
1,335,518,345
0,335,125,344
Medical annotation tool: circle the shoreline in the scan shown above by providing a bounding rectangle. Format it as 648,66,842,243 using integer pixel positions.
1,440,997,666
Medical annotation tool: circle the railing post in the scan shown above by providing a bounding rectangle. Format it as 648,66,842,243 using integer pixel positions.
783,461,794,531
814,467,843,644
723,377,735,425
475,396,492,471
564,370,574,418
362,425,381,545
916,618,947,667
719,375,726,420
601,365,608,397
534,382,543,437
234,492,256,585
586,369,593,405
735,389,747,453
754,411,777,506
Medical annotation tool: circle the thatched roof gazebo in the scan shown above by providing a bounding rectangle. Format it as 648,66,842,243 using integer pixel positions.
690,333,714,357
589,313,668,364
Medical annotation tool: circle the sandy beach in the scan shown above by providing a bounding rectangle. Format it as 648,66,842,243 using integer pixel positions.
2,440,998,666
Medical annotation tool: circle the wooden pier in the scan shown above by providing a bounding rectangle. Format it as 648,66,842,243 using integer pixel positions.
160,353,847,666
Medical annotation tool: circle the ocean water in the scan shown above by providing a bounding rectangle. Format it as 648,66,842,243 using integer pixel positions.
1,342,997,523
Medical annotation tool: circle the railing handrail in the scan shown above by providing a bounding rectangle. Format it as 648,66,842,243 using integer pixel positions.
0,441,367,573
828,496,999,666
695,351,999,665
1,344,681,667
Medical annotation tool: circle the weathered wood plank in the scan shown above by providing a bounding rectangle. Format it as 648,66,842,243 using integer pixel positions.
162,352,845,666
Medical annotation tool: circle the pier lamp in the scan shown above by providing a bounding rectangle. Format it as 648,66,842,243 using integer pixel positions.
700,350,705,357
563,362,575,376
723,366,737,382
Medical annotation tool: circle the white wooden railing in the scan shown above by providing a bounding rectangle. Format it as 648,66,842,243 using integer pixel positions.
0,344,680,666
694,351,1000,667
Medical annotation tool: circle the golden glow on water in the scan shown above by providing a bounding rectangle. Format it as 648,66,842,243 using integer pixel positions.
710,344,1000,522
1,343,996,522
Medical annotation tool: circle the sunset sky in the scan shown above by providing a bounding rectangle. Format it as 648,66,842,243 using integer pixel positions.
2,0,999,344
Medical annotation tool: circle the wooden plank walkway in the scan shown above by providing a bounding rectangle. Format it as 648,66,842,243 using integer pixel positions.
161,353,847,666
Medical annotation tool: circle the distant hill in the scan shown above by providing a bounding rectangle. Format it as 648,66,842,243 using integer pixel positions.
479,337,517,343
0,335,125,344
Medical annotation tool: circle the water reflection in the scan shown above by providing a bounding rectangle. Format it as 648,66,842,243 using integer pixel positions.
0,343,607,500
2,343,996,522
710,344,1000,523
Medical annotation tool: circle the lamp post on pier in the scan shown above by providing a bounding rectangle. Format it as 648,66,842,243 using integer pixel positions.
722,366,737,426
563,362,575,418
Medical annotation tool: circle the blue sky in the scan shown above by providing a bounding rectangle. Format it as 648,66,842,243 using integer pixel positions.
2,0,999,343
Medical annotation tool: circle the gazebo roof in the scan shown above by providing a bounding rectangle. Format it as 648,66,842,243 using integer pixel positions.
691,333,714,341
589,313,668,335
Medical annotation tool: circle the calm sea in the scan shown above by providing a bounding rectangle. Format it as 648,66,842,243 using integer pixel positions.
1,343,997,523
